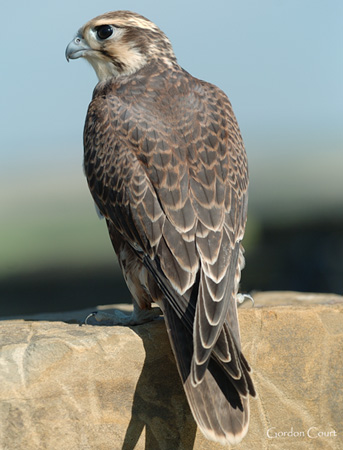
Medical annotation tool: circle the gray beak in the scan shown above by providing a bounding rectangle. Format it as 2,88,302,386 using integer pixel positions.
65,35,91,61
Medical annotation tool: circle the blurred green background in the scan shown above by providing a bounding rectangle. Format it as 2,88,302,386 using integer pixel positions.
1,1,342,316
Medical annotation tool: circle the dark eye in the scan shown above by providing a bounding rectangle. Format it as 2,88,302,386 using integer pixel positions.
96,25,113,40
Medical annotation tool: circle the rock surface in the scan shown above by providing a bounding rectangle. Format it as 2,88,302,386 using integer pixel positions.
0,291,342,449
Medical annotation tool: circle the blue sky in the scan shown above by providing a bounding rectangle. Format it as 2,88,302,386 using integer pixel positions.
1,0,342,159
1,0,343,274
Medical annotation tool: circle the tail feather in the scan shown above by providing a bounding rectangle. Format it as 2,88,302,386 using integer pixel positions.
163,298,253,446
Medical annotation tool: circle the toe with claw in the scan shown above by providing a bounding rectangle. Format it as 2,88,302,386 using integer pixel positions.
236,293,254,307
82,306,162,326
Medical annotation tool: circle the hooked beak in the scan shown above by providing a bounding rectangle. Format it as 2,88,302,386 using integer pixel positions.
65,35,91,61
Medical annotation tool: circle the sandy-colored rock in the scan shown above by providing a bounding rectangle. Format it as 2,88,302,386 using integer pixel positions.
0,292,342,449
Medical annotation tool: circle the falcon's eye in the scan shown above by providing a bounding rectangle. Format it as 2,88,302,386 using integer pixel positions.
96,25,113,40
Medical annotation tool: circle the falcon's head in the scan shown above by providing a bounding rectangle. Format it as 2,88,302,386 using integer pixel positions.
65,10,177,80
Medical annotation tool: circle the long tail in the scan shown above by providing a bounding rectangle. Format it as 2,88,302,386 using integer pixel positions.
162,298,255,446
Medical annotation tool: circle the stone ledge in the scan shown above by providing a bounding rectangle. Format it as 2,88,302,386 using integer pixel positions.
0,292,342,449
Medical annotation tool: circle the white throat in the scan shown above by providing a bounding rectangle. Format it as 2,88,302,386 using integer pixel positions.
86,45,148,81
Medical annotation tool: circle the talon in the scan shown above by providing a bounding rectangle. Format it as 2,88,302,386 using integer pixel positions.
82,312,97,325
236,294,254,306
